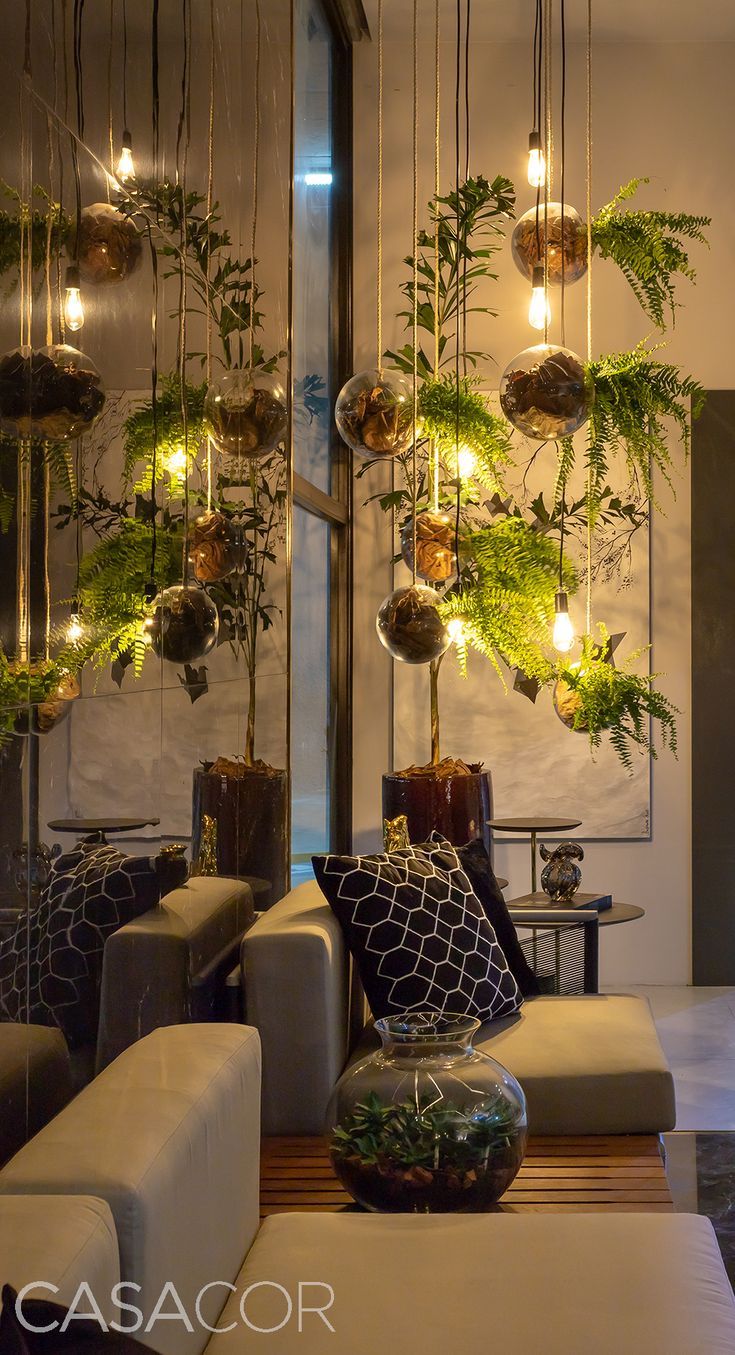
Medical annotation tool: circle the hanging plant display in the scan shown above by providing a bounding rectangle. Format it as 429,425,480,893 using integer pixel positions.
335,369,416,458
500,344,593,440
188,510,240,584
511,202,588,284
204,369,287,461
145,584,219,664
376,584,450,665
0,345,105,441
75,202,142,286
400,510,456,583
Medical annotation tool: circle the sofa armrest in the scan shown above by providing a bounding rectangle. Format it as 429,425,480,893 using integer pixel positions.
96,875,254,1071
242,881,349,1134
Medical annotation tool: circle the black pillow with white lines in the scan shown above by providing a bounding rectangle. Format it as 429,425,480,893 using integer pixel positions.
312,840,522,1022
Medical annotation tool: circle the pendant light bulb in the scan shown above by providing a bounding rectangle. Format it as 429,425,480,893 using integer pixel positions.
527,130,545,189
553,590,575,654
117,129,135,182
66,601,84,645
447,617,466,646
63,265,84,332
528,265,550,331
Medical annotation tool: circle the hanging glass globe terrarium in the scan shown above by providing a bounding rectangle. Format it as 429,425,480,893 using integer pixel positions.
188,510,241,584
0,344,105,441
204,369,287,461
376,584,450,665
400,510,456,583
144,583,219,664
511,203,588,285
335,368,416,458
76,202,143,286
500,344,593,441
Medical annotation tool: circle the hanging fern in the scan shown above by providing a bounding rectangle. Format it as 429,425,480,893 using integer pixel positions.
591,178,709,329
555,626,678,772
122,375,207,485
439,516,576,684
556,342,705,522
418,374,514,492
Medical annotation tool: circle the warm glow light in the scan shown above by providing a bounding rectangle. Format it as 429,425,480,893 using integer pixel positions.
553,592,575,654
165,447,188,478
64,266,84,332
527,131,545,189
456,444,476,480
117,130,135,182
447,617,466,645
528,265,550,331
66,614,84,644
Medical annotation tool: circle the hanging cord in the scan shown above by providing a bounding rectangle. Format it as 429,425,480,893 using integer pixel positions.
560,0,566,346
542,0,552,344
106,0,114,197
44,113,55,347
148,0,161,588
122,0,128,132
70,0,85,268
248,0,261,367
453,0,462,597
585,0,593,635
461,0,470,378
205,0,215,509
57,0,68,343
410,0,418,583
176,0,192,585
558,483,566,589
431,0,440,511
17,0,33,668
533,0,543,264
377,0,383,373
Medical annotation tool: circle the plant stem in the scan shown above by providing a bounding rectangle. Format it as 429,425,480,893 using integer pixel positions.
430,653,443,765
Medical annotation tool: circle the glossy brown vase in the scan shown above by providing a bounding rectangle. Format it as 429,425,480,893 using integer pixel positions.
192,765,288,908
382,769,493,856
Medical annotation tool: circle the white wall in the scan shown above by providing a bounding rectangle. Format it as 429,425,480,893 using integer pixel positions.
352,35,735,984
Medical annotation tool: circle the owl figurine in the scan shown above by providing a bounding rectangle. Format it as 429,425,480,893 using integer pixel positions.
540,841,584,902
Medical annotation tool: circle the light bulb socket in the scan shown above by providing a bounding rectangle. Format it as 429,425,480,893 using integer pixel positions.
528,129,541,152
64,264,81,290
531,264,545,289
122,128,133,151
70,597,80,618
144,580,158,605
554,590,569,615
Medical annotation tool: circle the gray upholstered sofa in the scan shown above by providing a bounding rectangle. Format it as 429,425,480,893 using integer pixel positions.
0,1023,733,1354
241,880,676,1136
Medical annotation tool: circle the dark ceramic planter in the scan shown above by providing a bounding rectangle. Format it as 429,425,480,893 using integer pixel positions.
192,766,288,908
382,769,493,856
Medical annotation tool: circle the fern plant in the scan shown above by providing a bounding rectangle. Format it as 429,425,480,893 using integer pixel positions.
418,373,513,493
591,178,709,329
556,342,705,522
555,626,678,772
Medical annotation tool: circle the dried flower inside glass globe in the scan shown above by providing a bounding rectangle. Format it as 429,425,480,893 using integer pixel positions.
511,203,588,285
204,369,287,461
76,202,143,286
335,368,416,457
145,584,219,664
400,510,456,583
500,344,593,441
0,345,105,442
12,664,80,736
188,511,240,584
553,675,587,732
376,584,450,665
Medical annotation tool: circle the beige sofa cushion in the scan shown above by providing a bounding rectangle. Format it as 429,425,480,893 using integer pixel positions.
0,1195,119,1318
0,1024,261,1355
0,1023,72,1165
206,1212,735,1354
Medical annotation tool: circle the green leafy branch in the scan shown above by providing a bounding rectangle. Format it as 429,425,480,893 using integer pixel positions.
418,374,514,493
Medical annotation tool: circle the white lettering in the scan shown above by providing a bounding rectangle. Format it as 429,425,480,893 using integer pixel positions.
59,1282,108,1332
298,1282,336,1333
195,1281,237,1335
15,1282,59,1334
144,1282,194,1333
240,1282,293,1334
110,1281,144,1334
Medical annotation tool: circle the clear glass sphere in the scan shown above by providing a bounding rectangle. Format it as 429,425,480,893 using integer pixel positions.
335,368,416,458
376,584,450,665
188,511,240,584
553,674,588,732
500,344,593,441
400,510,456,583
76,202,143,286
145,584,219,663
511,202,588,285
0,344,106,442
204,369,287,460
11,663,80,736
328,1012,528,1213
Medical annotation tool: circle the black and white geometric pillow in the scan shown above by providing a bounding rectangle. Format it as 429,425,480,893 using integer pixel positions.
312,840,522,1022
0,842,160,1047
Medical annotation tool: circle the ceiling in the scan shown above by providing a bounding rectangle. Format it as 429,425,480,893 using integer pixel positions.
360,0,735,45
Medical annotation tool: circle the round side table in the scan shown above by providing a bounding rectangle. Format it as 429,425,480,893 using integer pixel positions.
488,817,583,892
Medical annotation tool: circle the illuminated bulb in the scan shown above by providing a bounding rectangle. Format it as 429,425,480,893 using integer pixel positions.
528,265,551,331
552,590,575,654
66,609,84,644
456,444,476,480
165,447,188,477
63,265,84,332
527,130,545,189
447,617,466,645
117,129,135,182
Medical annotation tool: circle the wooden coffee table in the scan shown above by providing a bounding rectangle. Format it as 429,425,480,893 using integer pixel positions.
261,1135,673,1217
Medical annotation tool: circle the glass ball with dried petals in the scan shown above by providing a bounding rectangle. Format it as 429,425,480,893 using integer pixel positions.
0,344,105,442
335,368,416,457
145,584,219,664
204,369,287,461
188,511,241,584
400,510,456,583
376,584,450,665
76,202,143,286
500,344,593,441
511,203,588,286
553,674,588,732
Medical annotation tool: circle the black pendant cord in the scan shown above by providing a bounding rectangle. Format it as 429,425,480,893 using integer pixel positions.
461,0,470,380
560,0,567,346
558,476,566,590
122,0,128,131
70,0,85,264
534,0,543,262
176,0,192,586
453,0,462,599
148,0,161,591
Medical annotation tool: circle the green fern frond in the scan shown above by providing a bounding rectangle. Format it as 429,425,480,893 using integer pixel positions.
418,374,514,493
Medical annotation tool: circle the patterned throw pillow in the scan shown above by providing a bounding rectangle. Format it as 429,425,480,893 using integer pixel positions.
312,840,521,1022
440,835,541,998
0,843,160,1047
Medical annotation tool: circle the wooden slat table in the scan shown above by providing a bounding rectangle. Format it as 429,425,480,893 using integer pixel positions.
261,1135,673,1217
